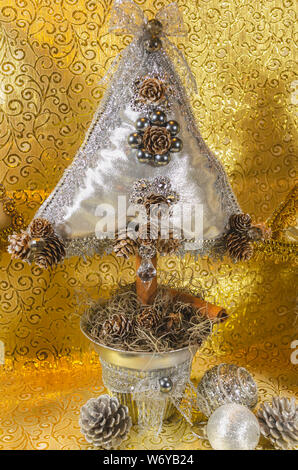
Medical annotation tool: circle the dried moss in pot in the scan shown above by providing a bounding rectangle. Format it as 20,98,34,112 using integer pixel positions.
82,284,219,354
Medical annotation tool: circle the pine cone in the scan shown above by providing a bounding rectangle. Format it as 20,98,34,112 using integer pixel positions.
8,231,30,260
157,232,181,255
79,395,132,449
144,193,169,215
33,234,65,268
166,312,183,330
136,308,161,330
113,231,138,259
143,126,171,155
229,213,252,233
137,76,166,105
257,397,298,450
102,314,132,338
29,218,54,237
137,222,159,245
226,231,253,262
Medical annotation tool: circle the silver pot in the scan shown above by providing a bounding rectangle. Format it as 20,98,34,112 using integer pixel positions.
81,316,197,424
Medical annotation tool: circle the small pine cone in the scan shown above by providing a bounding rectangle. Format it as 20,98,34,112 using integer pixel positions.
102,314,132,339
166,312,183,330
8,231,30,260
257,397,298,450
113,231,138,259
79,395,132,449
144,193,169,214
137,222,159,245
143,126,172,155
229,213,252,233
29,218,54,238
157,232,181,255
226,231,253,262
136,308,161,330
34,234,65,268
137,76,166,105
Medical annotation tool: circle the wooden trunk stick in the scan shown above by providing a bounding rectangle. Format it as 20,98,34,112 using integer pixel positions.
166,288,228,322
136,254,157,305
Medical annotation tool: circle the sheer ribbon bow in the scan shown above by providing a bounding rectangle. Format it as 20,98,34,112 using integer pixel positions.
103,0,197,92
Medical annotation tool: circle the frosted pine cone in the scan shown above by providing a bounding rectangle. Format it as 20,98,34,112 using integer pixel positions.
79,395,132,449
226,231,253,262
8,231,30,260
102,314,132,339
33,234,65,268
257,397,298,450
113,231,138,259
229,213,252,233
143,126,171,155
29,218,54,237
136,308,161,330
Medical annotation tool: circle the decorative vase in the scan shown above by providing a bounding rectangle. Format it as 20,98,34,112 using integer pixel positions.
81,315,197,426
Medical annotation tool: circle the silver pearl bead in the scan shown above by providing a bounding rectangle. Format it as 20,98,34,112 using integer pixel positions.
170,137,183,152
150,110,167,126
165,120,180,136
159,377,173,393
135,117,150,131
144,37,162,53
136,149,153,163
146,19,163,36
154,152,171,166
128,132,143,148
29,238,44,251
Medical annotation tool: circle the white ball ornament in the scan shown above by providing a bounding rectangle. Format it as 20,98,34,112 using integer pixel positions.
206,404,260,450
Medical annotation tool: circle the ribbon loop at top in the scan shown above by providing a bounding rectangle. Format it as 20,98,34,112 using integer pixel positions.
108,0,187,37
107,0,196,93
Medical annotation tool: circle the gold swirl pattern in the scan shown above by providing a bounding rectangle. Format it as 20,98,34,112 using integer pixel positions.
0,0,297,450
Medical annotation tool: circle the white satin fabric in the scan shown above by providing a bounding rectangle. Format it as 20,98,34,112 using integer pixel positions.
58,102,223,241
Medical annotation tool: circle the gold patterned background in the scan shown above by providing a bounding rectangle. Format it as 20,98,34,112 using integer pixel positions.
0,0,297,450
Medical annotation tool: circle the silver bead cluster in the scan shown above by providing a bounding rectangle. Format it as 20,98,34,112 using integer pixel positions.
128,110,183,166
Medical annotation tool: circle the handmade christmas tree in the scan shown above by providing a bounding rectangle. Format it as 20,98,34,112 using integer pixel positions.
7,0,269,428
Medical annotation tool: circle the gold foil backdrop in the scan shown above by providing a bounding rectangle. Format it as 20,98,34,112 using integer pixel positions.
0,0,297,450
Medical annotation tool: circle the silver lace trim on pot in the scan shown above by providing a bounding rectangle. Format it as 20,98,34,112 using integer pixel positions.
100,357,201,434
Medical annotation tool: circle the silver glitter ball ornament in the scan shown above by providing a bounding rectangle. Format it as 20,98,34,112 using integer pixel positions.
159,377,173,393
154,153,171,166
197,363,258,417
165,120,180,135
128,132,143,148
135,117,150,131
207,404,260,450
144,36,162,52
136,149,153,163
150,110,167,126
170,137,183,152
